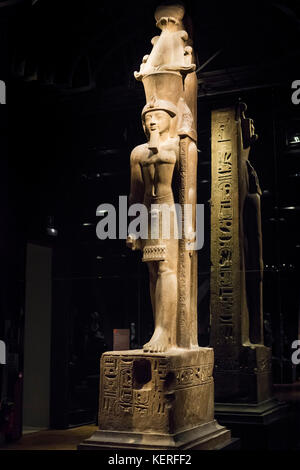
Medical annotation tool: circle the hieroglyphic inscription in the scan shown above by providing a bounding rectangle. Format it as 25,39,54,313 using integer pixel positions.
216,115,231,141
213,112,235,345
214,356,239,371
100,354,213,421
175,364,212,387
210,108,273,404
118,358,133,414
102,356,118,415
178,137,189,346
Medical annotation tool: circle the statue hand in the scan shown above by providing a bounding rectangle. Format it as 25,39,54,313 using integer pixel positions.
186,229,196,242
185,229,196,254
126,234,136,250
126,234,142,251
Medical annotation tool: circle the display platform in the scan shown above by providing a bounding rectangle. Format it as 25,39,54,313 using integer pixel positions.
215,399,289,450
78,349,232,451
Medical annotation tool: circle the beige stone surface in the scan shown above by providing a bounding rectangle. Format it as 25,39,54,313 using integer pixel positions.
210,104,272,403
80,349,230,450
98,349,214,434
134,4,195,81
80,421,230,450
79,4,231,451
127,3,198,353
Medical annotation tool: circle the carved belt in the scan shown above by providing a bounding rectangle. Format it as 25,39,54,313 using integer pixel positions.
142,245,167,262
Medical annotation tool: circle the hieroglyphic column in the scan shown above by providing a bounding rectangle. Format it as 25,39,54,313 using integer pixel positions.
210,105,272,404
211,109,239,351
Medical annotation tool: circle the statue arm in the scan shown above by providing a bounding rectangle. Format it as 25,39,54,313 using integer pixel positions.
127,147,145,251
129,147,144,206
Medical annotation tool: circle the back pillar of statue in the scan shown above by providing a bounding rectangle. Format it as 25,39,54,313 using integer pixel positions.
210,104,272,404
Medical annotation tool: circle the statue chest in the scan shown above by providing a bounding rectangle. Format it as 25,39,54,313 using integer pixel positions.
141,157,175,183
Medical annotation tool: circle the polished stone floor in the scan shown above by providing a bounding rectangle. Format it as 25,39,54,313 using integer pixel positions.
0,425,97,450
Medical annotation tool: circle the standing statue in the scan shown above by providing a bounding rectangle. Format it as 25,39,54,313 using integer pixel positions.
80,4,232,450
240,104,264,345
126,4,199,352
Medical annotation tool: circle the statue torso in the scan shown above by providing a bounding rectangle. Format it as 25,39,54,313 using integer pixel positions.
136,137,179,199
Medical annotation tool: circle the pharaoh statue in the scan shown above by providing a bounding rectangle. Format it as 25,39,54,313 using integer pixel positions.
79,4,232,450
126,3,198,352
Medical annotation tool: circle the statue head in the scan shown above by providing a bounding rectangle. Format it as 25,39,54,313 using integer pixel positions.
142,97,177,141
142,96,177,120
143,109,173,139
238,102,258,149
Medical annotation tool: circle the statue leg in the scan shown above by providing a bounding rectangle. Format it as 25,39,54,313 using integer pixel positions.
143,242,178,352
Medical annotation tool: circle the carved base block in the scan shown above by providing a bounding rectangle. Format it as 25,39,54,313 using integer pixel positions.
78,420,231,450
79,348,231,450
214,344,272,403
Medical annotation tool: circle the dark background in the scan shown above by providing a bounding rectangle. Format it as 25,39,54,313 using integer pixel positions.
0,0,299,435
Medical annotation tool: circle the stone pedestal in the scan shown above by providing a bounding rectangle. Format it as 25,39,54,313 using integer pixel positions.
79,349,231,450
214,344,272,403
215,399,289,450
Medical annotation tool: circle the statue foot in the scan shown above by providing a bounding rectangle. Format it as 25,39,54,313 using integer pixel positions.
143,328,172,353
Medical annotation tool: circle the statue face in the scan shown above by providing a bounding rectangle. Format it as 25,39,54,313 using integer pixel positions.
144,110,171,136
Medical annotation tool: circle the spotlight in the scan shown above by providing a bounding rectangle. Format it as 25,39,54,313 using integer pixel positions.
46,216,58,237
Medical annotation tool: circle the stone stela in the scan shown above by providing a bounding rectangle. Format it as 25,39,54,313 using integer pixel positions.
79,4,231,450
210,103,272,404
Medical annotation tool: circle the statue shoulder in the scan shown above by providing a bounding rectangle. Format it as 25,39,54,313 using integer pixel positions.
130,144,148,163
160,136,180,152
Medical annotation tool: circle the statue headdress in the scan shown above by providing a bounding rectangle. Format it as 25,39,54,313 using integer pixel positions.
135,5,197,141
